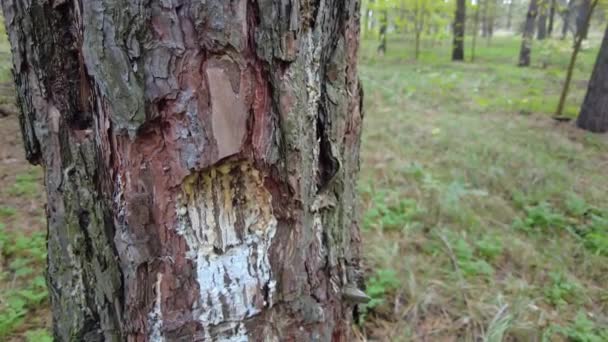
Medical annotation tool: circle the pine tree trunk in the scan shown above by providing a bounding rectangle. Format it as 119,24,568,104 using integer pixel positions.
577,24,608,132
519,0,539,66
1,0,365,340
452,0,466,61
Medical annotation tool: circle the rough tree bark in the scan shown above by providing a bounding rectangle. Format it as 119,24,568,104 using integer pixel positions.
577,24,608,132
1,0,365,341
452,0,466,61
519,0,539,66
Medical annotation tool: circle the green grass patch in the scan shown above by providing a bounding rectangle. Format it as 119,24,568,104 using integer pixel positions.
0,224,49,339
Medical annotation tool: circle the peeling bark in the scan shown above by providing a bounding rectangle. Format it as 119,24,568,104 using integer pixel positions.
1,0,364,340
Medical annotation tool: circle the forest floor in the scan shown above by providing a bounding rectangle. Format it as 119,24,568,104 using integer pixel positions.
358,36,608,341
1,28,608,341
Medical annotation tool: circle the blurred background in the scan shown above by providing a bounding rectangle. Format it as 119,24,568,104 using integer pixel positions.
1,1,607,340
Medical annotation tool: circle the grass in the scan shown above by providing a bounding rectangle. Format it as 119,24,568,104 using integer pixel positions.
0,224,49,340
358,34,608,341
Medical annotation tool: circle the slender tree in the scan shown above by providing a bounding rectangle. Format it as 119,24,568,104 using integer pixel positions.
472,0,482,61
378,9,388,54
519,0,540,66
538,1,548,40
548,0,557,35
577,24,608,132
562,0,575,39
482,0,490,37
507,0,515,30
1,0,365,340
556,0,599,116
453,0,467,60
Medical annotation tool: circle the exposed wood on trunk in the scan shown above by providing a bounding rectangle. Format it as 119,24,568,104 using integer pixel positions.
519,0,539,66
577,24,608,132
1,0,364,340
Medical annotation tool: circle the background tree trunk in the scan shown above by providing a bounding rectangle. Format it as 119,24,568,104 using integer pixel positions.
576,0,591,40
482,0,490,37
548,0,556,35
507,0,514,30
1,0,364,340
577,24,608,132
378,10,388,54
538,8,548,40
562,0,574,39
519,0,539,66
471,0,481,62
452,0,466,61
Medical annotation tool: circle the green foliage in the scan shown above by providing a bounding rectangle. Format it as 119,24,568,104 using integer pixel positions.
0,206,16,218
9,170,42,197
365,268,401,309
451,234,495,277
512,202,567,232
547,311,608,342
364,191,425,231
25,329,53,342
0,225,48,338
544,272,582,307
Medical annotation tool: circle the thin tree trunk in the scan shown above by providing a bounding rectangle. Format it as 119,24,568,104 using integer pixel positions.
486,0,496,44
507,0,514,30
557,0,599,116
452,0,466,61
576,24,608,132
378,10,388,54
482,0,490,37
1,0,365,340
472,0,481,62
548,0,556,35
562,0,574,39
538,7,548,40
415,31,422,60
363,3,370,38
519,0,539,66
